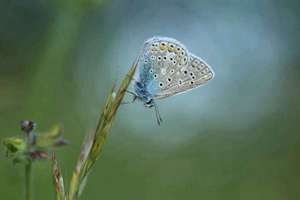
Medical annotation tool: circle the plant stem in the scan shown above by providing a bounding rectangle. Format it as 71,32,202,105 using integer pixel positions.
25,161,32,200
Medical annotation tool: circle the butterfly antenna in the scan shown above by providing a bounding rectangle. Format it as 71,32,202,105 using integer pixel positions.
121,90,138,105
153,101,163,125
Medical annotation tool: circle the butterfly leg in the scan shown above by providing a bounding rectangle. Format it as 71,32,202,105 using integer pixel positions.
153,101,163,125
125,90,137,96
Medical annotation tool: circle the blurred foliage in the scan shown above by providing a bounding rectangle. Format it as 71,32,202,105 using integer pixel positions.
3,122,67,164
2,120,68,200
3,137,26,163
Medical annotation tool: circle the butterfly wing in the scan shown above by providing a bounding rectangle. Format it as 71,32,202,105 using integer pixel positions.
135,37,184,96
135,36,214,99
154,53,214,99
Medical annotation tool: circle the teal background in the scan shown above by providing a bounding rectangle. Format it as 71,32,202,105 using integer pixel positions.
1,0,300,199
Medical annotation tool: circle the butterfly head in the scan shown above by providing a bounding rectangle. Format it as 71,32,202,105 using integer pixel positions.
144,99,154,108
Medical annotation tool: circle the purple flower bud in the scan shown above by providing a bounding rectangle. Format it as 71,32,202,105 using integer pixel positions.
20,120,36,134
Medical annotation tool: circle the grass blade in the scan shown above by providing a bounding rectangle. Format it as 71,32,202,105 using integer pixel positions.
52,153,66,200
68,61,137,200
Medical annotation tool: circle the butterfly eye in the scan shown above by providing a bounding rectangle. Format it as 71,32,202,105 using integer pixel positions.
181,51,185,56
170,69,175,73
190,81,194,85
149,69,153,73
167,78,172,82
157,56,162,61
170,57,173,61
184,70,188,74
173,60,177,65
192,76,195,79
190,72,194,76
163,56,167,60
153,74,158,78
159,82,164,87
178,80,182,85
150,55,156,60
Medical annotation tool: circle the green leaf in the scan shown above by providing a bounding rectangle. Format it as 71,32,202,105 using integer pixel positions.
3,137,26,154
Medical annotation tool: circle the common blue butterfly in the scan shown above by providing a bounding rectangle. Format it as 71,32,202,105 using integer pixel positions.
129,36,215,125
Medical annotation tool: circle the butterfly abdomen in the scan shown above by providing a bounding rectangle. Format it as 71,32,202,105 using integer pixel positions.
134,81,153,103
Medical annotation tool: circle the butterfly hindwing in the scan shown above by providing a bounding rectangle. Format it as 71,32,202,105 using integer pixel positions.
154,54,214,99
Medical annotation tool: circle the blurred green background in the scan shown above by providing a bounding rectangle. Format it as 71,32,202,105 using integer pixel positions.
1,0,300,199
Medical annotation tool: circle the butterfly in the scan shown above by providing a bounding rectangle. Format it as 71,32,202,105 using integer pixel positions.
127,36,215,125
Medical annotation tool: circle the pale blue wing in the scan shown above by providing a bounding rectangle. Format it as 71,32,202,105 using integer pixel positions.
135,36,214,99
154,53,214,99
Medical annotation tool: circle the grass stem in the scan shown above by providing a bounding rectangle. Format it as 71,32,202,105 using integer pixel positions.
25,161,32,200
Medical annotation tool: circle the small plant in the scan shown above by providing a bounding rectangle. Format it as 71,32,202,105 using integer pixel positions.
3,61,137,200
3,120,68,200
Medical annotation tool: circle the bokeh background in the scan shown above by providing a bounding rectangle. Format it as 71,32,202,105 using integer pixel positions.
1,0,300,199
